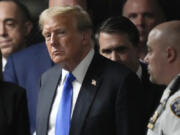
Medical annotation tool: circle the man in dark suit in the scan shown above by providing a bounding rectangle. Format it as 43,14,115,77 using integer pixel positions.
0,0,33,71
3,42,54,134
96,16,164,134
36,5,144,135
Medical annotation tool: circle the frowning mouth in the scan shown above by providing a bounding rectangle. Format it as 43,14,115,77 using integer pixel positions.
0,40,12,48
52,50,65,56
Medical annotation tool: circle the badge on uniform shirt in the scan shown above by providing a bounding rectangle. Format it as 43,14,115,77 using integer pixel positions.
170,97,180,118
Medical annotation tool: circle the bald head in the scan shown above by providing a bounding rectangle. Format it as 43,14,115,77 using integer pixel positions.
49,0,87,9
149,20,180,50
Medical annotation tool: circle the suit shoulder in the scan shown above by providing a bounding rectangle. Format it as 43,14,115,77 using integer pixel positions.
8,42,46,60
0,81,26,96
41,64,60,79
93,54,137,83
102,55,133,76
0,82,27,108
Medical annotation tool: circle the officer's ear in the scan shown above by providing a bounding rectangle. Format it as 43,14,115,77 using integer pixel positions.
167,47,176,63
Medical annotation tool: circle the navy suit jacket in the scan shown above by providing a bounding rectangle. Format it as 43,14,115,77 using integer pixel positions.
36,53,145,135
3,42,54,134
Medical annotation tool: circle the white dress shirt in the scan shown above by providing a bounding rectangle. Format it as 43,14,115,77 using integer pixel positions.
48,49,94,135
136,64,142,80
2,57,7,72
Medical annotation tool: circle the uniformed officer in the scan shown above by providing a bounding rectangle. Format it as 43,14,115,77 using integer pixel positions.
144,20,180,135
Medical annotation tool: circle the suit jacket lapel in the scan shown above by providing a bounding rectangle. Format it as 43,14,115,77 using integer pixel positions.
45,65,61,108
39,65,62,134
70,53,104,135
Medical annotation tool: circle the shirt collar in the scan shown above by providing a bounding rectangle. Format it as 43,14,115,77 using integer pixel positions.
61,48,94,84
72,48,94,83
61,69,68,85
2,57,7,72
136,64,142,80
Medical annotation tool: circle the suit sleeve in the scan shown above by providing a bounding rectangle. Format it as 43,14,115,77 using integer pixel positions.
3,56,18,83
116,72,145,135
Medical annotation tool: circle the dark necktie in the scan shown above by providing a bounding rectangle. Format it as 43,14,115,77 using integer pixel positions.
55,73,75,135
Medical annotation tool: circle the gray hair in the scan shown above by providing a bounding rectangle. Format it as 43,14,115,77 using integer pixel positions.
39,5,93,31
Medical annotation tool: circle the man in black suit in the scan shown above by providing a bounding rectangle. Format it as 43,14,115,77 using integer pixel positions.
96,16,164,134
36,5,144,135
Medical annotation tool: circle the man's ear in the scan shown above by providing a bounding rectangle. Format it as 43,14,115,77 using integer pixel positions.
167,47,176,63
24,21,33,36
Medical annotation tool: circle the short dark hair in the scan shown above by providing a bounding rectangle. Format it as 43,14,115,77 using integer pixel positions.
96,16,139,47
0,0,32,22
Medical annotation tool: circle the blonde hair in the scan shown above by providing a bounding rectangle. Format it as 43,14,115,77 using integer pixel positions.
39,5,93,31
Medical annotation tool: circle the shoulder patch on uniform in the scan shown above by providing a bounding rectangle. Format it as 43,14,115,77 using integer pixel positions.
170,97,180,118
